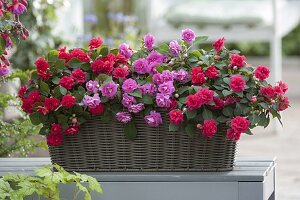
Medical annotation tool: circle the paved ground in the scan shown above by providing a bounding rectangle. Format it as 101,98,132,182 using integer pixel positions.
239,57,300,200
29,57,300,200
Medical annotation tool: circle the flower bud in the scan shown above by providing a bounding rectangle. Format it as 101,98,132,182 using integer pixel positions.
251,96,257,103
214,55,221,61
72,114,76,117
233,66,238,70
35,85,39,89
197,61,203,65
196,124,203,129
72,117,78,124
271,99,275,104
174,93,179,98
183,53,188,58
182,107,187,113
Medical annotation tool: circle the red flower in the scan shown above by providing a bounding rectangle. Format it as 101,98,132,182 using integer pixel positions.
44,97,60,111
70,48,90,63
18,85,27,99
89,103,104,115
226,128,241,141
186,94,202,110
114,54,128,67
37,106,49,115
230,116,250,134
254,65,270,81
35,57,51,80
61,95,76,109
260,86,275,99
112,67,129,79
169,109,184,125
212,97,224,110
230,75,245,92
51,123,63,135
201,119,217,139
224,96,240,106
59,76,74,90
71,68,86,84
278,96,289,111
277,81,288,94
65,125,80,135
230,54,245,68
205,66,219,79
21,91,41,113
197,88,214,105
166,98,178,111
89,37,103,50
191,67,205,86
91,55,114,75
47,133,63,146
58,47,72,63
212,37,225,52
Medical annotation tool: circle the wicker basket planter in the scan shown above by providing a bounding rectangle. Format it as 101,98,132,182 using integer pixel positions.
49,113,237,172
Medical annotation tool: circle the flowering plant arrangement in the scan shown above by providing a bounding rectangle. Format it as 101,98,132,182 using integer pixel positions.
19,28,289,146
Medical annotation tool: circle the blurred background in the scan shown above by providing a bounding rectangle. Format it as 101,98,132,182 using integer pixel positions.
1,0,300,199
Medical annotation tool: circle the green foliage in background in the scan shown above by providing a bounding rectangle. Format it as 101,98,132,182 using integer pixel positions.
0,164,103,200
11,0,66,70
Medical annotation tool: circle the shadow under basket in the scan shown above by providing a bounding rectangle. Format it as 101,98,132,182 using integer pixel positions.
49,113,237,172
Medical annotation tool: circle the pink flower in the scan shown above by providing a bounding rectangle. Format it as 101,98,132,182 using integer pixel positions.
122,93,137,108
260,86,275,99
197,88,214,104
86,80,99,93
147,51,165,71
134,58,150,74
144,111,163,127
181,28,195,43
158,81,175,95
254,65,270,81
230,116,250,134
201,120,217,139
173,69,189,83
89,37,103,50
161,70,174,82
230,75,245,92
169,40,182,56
82,94,101,108
128,103,144,113
278,96,289,111
212,97,224,110
276,81,288,94
122,78,138,93
100,81,118,99
205,66,219,79
139,83,157,95
212,37,225,52
156,93,171,108
118,43,133,59
230,54,245,68
226,129,241,141
169,109,184,125
116,112,132,124
144,33,155,50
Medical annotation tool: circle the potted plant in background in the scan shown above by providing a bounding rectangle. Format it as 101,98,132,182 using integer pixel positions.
19,28,289,172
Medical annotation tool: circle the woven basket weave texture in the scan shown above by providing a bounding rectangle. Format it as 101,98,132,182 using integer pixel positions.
49,112,237,172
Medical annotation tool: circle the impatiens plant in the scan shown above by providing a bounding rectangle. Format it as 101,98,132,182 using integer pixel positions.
19,28,289,146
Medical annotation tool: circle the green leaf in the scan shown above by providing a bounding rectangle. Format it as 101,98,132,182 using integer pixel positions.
48,50,59,62
178,86,189,95
39,126,49,135
0,37,6,55
99,45,109,56
29,112,44,125
190,50,202,58
51,77,60,84
87,176,103,194
59,86,67,95
193,36,208,46
245,129,253,135
110,48,119,55
39,80,50,95
222,106,233,117
186,109,197,119
184,122,197,137
202,109,213,120
179,97,187,104
128,89,142,98
57,114,69,125
124,121,137,140
169,123,180,132
68,58,83,69
76,183,92,200
223,77,230,85
141,94,153,104
222,90,232,96
52,86,62,98
156,43,169,54
216,116,228,123
0,179,12,199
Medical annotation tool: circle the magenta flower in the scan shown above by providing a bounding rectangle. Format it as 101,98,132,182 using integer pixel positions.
147,51,166,72
0,67,10,77
161,70,174,82
122,93,137,108
1,34,12,48
128,103,144,113
116,112,132,124
9,1,27,15
169,40,182,56
144,33,155,50
100,81,118,99
134,58,149,74
82,94,101,108
152,73,164,85
156,93,171,108
173,69,189,83
144,111,163,127
181,28,195,43
86,80,99,93
122,78,138,93
139,83,157,95
118,43,133,59
158,81,175,95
